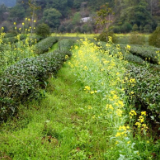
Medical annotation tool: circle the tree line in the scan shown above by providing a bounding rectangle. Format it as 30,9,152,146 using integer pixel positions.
0,0,159,33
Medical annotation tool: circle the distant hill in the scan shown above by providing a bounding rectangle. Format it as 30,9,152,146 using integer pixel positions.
0,0,16,7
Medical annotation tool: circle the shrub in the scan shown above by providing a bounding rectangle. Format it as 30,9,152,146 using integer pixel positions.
97,29,117,43
96,41,145,65
132,24,139,31
121,22,132,33
112,26,121,33
3,34,27,44
34,36,58,54
0,49,70,122
149,27,160,48
119,44,160,64
35,23,51,38
4,32,17,38
129,32,145,45
143,24,152,33
125,64,160,123
58,39,75,55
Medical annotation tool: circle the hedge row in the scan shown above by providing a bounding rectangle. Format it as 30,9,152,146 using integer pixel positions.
125,64,160,123
58,39,75,56
120,44,160,64
97,41,145,65
3,34,27,44
0,49,70,122
34,36,58,54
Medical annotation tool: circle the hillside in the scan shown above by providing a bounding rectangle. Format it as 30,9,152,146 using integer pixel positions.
0,0,160,33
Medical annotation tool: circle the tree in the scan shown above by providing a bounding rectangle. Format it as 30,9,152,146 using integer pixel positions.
96,3,114,30
0,4,7,22
72,12,81,25
132,24,138,31
42,8,62,29
9,4,25,21
35,23,50,37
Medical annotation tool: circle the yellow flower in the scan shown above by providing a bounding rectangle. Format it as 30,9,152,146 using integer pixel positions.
129,110,137,117
115,132,121,137
116,109,123,116
22,23,25,26
84,86,90,91
135,122,141,128
14,22,16,25
88,105,92,109
90,91,94,94
130,78,136,83
126,45,131,50
141,111,146,116
65,55,69,59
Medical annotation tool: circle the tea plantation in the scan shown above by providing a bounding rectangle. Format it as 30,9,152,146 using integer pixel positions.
0,33,160,159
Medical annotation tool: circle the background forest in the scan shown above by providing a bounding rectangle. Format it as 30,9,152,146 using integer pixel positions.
0,0,160,33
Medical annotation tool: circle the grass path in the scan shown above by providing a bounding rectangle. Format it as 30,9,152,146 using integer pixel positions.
0,65,113,159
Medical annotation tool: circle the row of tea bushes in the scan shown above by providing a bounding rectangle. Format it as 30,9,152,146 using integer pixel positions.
125,64,160,123
0,47,71,122
120,44,160,64
58,39,75,56
34,36,58,54
96,41,145,65
3,34,27,44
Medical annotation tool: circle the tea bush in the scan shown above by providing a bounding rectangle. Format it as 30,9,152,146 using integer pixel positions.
96,41,145,65
22,35,44,46
35,23,50,38
129,32,146,45
34,36,58,54
125,64,160,123
120,44,160,64
4,32,17,38
0,49,71,122
3,34,27,44
58,39,75,56
97,30,117,43
149,26,160,48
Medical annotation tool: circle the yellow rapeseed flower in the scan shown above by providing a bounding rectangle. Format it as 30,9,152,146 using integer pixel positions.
141,111,146,116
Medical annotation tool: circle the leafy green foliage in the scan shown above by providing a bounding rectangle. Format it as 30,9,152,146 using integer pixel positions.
97,30,117,43
97,41,145,65
42,8,62,29
35,23,50,38
125,64,160,123
2,34,26,44
129,32,146,45
149,26,160,48
120,44,160,64
34,36,58,54
0,49,69,122
58,39,75,56
4,32,17,38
